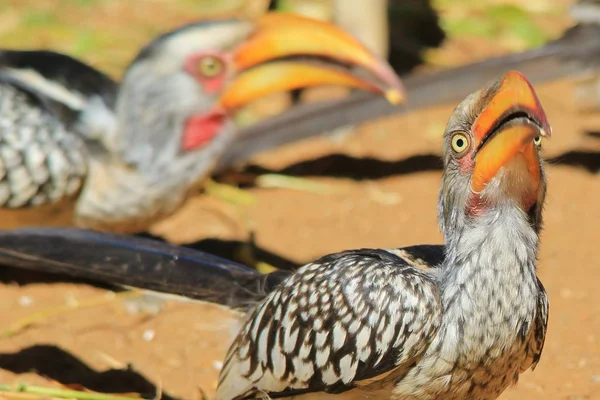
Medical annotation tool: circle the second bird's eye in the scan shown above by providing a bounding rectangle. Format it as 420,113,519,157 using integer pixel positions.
451,133,470,154
533,136,542,147
197,55,224,78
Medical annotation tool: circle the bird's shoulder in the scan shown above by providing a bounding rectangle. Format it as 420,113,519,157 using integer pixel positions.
0,50,117,109
0,77,68,124
217,248,443,399
0,50,118,144
383,244,445,271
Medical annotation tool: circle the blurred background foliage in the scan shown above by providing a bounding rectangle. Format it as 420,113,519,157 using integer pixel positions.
0,0,575,77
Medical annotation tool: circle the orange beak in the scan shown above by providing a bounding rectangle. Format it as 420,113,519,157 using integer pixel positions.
218,12,404,110
471,71,552,194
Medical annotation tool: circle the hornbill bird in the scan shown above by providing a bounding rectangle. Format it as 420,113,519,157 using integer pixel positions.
0,71,550,399
224,0,599,164
0,13,403,233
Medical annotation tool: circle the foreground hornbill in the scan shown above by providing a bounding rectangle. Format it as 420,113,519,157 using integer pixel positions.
0,13,403,233
0,70,550,399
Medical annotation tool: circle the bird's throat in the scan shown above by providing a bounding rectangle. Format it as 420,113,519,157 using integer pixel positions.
446,202,539,271
181,112,226,152
441,203,540,342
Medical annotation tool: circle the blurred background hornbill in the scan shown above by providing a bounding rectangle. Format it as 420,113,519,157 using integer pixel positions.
266,0,445,72
0,71,551,399
256,0,444,130
0,13,403,234
230,0,600,159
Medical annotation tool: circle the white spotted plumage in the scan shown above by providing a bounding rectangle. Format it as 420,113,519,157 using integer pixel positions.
0,81,87,208
217,249,442,399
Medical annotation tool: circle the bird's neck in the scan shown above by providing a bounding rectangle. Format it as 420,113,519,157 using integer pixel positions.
431,203,541,379
441,202,540,299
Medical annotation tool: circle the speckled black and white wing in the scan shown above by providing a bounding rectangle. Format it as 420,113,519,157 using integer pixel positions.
0,50,120,208
0,79,88,207
217,249,442,400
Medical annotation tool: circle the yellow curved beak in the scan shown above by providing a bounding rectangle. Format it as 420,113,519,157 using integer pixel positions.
219,12,405,111
471,71,551,194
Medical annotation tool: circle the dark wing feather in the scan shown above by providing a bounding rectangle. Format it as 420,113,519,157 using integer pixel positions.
0,50,117,110
387,244,445,270
0,49,119,148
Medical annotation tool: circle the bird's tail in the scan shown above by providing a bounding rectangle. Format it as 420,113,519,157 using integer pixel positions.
0,227,289,310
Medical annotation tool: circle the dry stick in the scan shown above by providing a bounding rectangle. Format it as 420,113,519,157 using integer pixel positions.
203,178,257,206
255,174,340,194
0,383,148,400
0,291,141,339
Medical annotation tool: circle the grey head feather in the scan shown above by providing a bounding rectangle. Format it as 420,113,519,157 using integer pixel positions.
437,88,487,242
129,20,241,68
110,19,254,185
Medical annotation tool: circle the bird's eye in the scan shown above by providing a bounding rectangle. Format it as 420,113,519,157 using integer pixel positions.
451,133,470,154
533,136,542,147
197,55,224,78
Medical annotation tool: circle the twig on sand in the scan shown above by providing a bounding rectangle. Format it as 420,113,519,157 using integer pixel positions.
0,382,151,400
204,178,257,205
0,291,142,339
255,173,340,194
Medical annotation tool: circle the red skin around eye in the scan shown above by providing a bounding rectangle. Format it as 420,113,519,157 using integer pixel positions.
183,51,231,94
459,154,474,173
181,51,231,151
456,145,482,215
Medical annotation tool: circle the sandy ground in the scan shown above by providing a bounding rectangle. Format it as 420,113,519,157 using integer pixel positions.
0,76,598,399
0,0,598,398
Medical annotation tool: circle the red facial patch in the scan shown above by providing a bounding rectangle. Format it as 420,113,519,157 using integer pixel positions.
466,193,487,216
181,112,226,151
458,153,475,174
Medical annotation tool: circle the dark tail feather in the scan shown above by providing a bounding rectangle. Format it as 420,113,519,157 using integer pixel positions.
219,23,600,171
0,228,288,310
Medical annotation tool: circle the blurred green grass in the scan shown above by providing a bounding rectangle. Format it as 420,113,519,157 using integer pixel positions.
426,0,574,65
0,0,253,76
0,0,576,76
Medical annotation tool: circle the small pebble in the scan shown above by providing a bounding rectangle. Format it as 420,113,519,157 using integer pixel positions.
142,329,155,342
560,288,572,299
213,360,223,371
18,296,34,307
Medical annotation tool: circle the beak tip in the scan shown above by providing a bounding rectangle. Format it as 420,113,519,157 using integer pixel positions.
542,127,552,138
500,70,553,140
385,89,405,105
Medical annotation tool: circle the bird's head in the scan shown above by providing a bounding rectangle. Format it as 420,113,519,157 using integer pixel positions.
115,13,404,183
438,71,551,240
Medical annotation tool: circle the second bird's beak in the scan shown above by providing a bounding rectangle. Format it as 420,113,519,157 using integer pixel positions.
471,71,552,195
218,13,405,111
